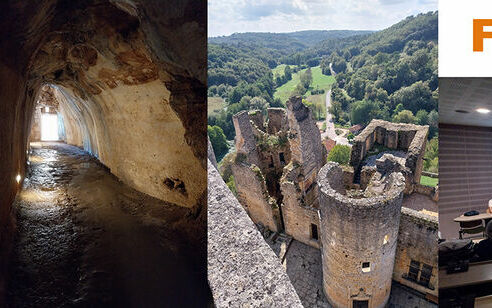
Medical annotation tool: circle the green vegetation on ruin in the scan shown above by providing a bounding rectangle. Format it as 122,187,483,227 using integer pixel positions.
256,133,289,152
327,144,351,165
420,175,438,187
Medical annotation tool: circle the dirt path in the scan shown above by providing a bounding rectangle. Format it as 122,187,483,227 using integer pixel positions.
322,90,350,146
7,142,209,307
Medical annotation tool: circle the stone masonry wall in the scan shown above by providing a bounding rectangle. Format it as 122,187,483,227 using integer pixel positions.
208,160,303,307
350,120,428,192
393,207,438,297
267,108,289,134
317,162,405,308
280,163,320,249
233,110,260,166
232,162,282,232
286,96,326,193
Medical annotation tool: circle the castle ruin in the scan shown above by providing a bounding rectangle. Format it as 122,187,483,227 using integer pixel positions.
226,96,438,308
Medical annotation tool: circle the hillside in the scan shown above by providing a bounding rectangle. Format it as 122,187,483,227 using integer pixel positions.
321,11,438,132
208,12,438,165
209,30,372,52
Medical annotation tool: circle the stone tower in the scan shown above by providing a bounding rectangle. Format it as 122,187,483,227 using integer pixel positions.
285,96,326,192
317,160,405,308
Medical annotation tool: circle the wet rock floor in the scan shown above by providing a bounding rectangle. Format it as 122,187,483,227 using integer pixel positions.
7,142,209,307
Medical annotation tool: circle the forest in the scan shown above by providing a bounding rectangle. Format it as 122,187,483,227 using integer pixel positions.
208,11,438,175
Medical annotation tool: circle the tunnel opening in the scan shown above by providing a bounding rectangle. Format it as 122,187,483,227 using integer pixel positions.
40,112,59,141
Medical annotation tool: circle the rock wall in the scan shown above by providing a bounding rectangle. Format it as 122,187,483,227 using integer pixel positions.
317,162,405,308
29,107,43,142
0,0,206,302
393,207,438,297
208,160,303,307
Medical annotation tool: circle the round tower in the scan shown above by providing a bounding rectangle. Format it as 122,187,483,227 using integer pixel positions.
317,162,405,308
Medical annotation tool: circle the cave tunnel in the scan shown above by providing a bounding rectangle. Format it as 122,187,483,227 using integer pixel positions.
0,0,208,306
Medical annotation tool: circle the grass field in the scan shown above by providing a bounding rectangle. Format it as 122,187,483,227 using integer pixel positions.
272,64,287,77
273,65,335,104
304,93,326,120
208,96,225,117
420,175,438,187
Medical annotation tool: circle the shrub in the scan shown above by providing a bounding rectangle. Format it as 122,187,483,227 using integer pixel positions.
327,144,351,165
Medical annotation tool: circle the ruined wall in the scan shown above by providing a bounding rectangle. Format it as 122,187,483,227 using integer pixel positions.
267,108,289,134
280,162,321,248
233,111,261,166
317,162,405,308
280,163,320,248
231,109,291,232
350,120,428,193
286,96,326,192
393,207,438,297
208,160,303,307
232,162,282,232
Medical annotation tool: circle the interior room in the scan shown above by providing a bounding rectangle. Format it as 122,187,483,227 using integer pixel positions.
439,78,492,307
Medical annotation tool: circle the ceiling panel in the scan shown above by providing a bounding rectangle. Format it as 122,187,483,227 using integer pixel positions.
440,78,492,127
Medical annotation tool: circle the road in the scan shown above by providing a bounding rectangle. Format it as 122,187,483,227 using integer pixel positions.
322,89,350,146
329,62,336,76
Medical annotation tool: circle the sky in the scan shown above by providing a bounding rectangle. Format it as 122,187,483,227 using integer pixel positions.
208,0,437,37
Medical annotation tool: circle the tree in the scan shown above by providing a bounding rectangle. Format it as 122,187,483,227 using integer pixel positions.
300,67,313,89
284,65,292,81
427,109,438,138
327,145,351,165
226,175,237,195
346,77,366,101
320,56,332,75
270,98,284,108
293,83,307,96
208,125,229,161
392,110,417,124
415,109,429,125
390,81,435,114
328,100,343,122
423,137,438,173
393,103,404,116
250,96,268,110
350,100,379,125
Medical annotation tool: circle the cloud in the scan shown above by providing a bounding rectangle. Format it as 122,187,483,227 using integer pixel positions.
208,0,437,37
240,2,304,21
